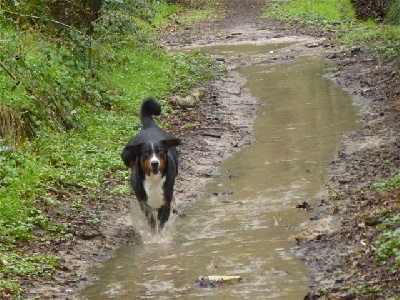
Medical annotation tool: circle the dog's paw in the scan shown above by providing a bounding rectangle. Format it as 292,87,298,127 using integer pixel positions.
172,208,186,218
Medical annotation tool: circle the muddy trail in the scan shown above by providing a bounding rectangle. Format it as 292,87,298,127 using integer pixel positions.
22,0,399,299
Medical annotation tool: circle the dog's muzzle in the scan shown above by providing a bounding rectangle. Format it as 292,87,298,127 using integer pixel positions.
150,160,160,174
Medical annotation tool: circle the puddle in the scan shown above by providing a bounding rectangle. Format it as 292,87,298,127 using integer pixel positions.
80,44,360,299
178,42,295,60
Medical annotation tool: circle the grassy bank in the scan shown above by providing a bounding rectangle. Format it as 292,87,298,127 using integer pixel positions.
264,0,400,57
0,1,220,297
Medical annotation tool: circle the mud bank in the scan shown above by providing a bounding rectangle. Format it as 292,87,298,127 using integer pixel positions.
296,51,400,299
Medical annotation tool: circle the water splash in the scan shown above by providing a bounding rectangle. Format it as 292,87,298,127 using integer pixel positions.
130,200,178,244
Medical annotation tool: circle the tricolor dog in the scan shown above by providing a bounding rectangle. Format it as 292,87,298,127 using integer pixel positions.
121,98,181,229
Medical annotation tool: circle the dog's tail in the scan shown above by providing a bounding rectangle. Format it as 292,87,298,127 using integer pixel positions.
141,97,161,129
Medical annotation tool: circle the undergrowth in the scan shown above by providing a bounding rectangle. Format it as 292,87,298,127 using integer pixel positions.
263,0,400,57
0,0,220,297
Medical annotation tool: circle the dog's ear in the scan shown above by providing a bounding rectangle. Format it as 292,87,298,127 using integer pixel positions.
163,138,181,147
124,143,142,154
121,144,141,168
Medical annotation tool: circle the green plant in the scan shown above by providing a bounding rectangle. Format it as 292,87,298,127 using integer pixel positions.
0,278,22,297
1,250,60,278
356,284,382,295
371,172,400,191
0,1,220,296
85,218,100,225
374,216,400,264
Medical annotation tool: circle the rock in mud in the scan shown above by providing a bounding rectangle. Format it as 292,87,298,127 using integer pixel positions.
196,275,243,288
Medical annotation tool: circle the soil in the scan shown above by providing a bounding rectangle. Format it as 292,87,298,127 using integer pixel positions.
13,1,399,299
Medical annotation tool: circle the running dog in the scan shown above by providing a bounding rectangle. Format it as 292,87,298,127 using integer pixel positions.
121,98,181,229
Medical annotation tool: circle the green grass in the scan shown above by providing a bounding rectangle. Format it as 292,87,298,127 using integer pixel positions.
104,46,214,111
166,0,221,27
263,0,400,57
264,0,356,24
340,21,400,56
0,1,219,297
0,49,213,227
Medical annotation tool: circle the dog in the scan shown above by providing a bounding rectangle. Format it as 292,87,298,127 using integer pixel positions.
121,98,181,229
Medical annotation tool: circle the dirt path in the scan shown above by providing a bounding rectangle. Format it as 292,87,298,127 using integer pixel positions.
165,2,399,299
25,1,399,299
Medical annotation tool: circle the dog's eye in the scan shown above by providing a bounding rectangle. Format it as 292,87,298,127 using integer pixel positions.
143,149,151,155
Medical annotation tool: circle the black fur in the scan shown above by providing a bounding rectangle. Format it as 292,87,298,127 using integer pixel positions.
121,98,181,228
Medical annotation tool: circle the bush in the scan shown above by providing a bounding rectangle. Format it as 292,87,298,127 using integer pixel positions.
351,0,400,24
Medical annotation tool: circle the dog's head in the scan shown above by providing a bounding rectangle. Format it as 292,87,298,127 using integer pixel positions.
126,139,180,176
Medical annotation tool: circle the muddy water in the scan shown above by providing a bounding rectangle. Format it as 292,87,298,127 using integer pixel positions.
81,46,360,299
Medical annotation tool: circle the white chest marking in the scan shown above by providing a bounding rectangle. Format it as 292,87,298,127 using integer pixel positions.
144,173,166,209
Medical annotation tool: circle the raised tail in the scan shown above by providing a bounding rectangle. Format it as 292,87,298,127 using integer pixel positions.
140,97,161,129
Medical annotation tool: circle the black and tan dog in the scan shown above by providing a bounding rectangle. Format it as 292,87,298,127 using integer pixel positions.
121,98,181,229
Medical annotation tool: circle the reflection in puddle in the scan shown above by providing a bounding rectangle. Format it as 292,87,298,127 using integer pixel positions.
81,45,360,299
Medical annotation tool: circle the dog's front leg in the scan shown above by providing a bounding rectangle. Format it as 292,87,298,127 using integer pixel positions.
157,204,171,228
139,200,156,229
